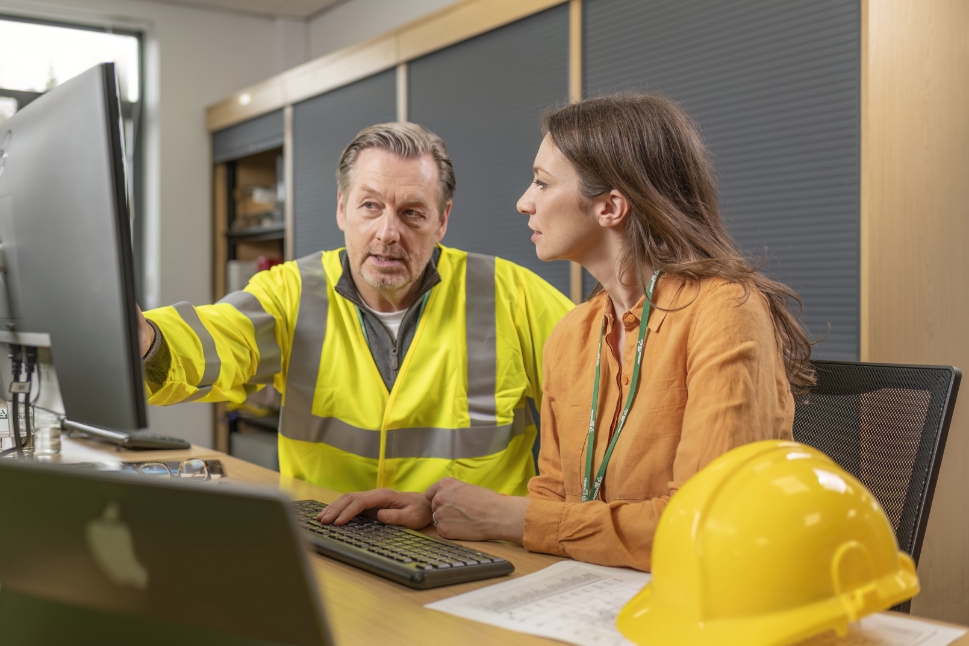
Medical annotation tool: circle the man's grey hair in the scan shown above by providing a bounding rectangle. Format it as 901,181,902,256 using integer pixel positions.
336,122,456,213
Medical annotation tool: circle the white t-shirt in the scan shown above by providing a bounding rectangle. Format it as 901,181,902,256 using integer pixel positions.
363,305,407,342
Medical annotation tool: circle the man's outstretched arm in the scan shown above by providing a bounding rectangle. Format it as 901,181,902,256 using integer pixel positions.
138,262,298,406
137,305,155,357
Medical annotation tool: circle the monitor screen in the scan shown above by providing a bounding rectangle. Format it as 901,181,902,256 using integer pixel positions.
0,63,146,431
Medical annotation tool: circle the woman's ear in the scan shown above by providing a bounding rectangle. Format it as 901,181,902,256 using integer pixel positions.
592,189,631,229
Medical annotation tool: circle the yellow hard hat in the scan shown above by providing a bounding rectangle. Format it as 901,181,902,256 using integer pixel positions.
616,440,919,646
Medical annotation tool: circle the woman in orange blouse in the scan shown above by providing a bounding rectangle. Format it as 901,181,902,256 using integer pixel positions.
320,93,815,571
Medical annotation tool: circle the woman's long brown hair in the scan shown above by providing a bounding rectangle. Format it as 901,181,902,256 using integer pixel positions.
543,93,815,396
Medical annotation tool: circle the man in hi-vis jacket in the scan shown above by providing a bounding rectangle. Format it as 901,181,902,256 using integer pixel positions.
138,122,573,509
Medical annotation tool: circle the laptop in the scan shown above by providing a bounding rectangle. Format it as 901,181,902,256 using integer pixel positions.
0,458,332,646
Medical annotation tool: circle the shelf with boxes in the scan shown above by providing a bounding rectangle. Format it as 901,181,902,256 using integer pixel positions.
213,144,286,467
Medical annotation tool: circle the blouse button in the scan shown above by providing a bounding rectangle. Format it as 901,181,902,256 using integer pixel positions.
624,376,630,386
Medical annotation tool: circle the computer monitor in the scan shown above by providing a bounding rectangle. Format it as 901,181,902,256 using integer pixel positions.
0,63,146,432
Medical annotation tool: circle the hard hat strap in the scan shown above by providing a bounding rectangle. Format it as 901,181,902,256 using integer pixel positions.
582,270,661,503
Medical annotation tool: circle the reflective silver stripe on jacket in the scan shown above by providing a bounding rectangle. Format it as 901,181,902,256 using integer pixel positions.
465,253,497,427
217,290,282,384
182,385,213,403
171,301,220,388
279,252,328,433
280,408,526,460
279,250,512,460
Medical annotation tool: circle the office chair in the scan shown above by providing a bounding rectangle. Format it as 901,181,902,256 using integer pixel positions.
792,360,961,612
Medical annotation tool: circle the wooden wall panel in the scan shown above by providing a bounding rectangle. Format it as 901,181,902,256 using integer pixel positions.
567,0,582,303
206,0,566,132
213,163,228,301
213,163,229,453
397,0,563,62
863,0,969,623
283,105,295,261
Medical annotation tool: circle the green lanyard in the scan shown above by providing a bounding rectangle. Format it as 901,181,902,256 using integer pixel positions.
582,270,661,503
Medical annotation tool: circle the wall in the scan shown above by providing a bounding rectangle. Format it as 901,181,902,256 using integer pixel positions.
862,0,969,624
307,0,458,59
0,0,309,446
582,0,861,359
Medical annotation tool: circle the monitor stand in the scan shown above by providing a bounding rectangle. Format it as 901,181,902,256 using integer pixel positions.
0,335,66,457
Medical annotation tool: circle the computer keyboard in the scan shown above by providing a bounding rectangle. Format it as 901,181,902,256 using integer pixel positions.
119,430,192,450
293,500,514,589
65,422,191,450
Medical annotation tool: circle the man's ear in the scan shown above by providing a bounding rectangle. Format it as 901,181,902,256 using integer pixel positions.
593,189,631,230
336,190,346,232
435,200,452,243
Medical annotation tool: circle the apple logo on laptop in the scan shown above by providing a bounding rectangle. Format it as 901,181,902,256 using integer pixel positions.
85,501,149,591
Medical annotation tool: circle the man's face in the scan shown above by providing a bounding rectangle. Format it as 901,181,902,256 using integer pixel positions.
337,148,450,300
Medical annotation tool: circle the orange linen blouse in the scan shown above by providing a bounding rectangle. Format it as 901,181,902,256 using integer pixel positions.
523,275,795,571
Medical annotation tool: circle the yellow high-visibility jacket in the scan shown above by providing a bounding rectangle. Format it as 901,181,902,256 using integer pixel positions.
144,245,573,495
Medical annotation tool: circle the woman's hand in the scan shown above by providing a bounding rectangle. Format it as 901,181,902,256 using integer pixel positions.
317,489,432,529
425,478,531,543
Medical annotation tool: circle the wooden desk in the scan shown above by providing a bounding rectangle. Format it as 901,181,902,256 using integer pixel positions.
57,436,969,646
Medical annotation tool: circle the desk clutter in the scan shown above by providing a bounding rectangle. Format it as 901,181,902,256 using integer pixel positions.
427,561,967,646
3,435,969,645
65,458,226,481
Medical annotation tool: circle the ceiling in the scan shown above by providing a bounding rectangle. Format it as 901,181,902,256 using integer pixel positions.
146,0,345,19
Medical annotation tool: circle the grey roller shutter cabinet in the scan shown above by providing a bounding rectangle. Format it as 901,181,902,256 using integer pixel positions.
212,109,284,163
292,70,397,258
408,5,571,296
584,0,861,360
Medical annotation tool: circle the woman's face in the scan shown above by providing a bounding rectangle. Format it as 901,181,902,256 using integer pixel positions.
518,136,602,263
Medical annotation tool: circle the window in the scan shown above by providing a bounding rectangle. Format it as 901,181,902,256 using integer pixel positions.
0,15,145,297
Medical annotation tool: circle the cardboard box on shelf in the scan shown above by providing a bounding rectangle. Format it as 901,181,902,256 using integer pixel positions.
226,260,257,293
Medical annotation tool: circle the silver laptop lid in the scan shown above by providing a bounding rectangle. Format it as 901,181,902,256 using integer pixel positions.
0,459,331,645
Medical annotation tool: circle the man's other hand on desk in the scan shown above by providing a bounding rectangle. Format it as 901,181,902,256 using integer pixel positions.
318,489,432,528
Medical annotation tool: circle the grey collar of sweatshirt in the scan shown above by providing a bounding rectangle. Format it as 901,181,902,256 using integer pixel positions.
335,248,442,391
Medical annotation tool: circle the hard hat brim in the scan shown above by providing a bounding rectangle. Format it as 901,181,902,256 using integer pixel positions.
617,567,920,646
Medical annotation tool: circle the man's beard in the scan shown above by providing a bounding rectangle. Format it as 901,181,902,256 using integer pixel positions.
356,244,430,293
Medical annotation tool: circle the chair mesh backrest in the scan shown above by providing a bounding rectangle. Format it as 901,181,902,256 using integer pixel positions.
792,360,959,561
